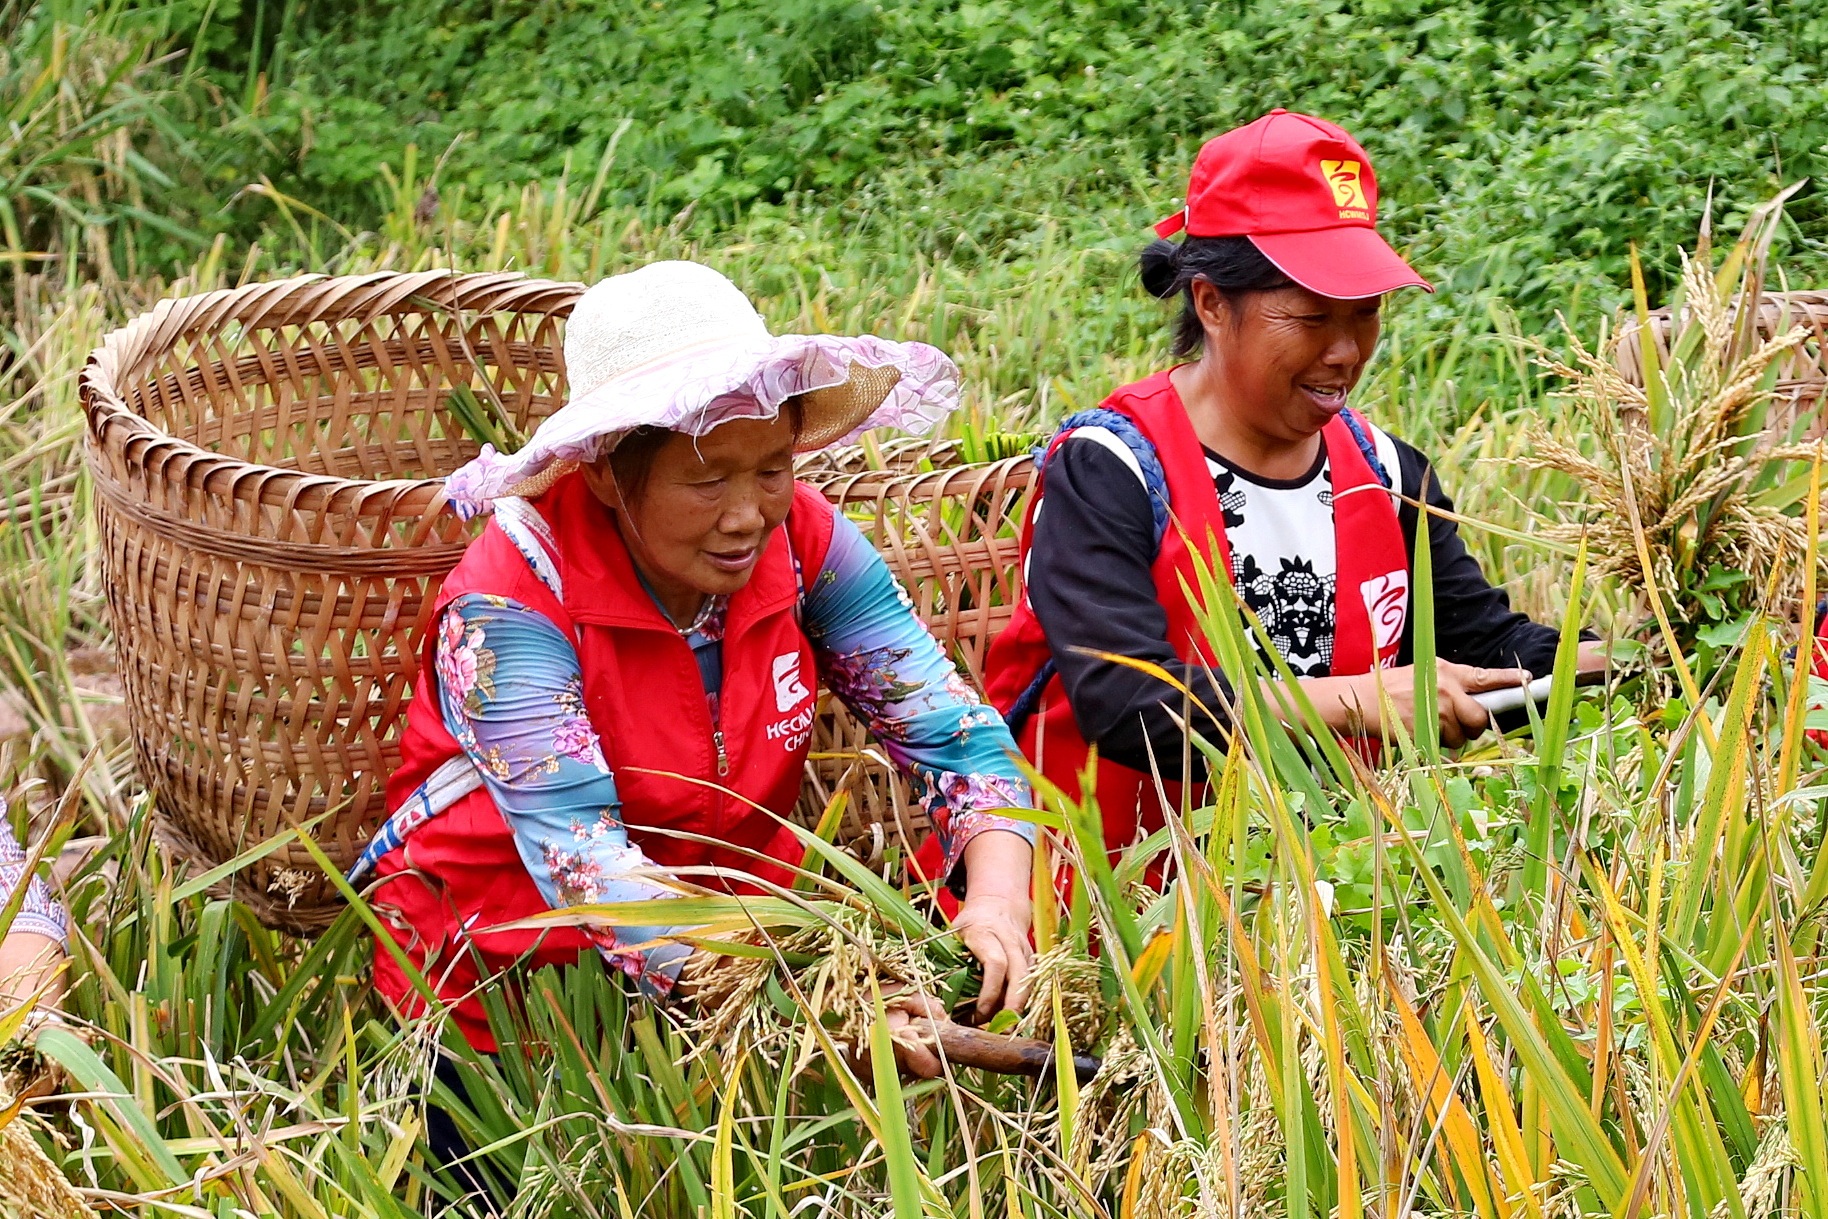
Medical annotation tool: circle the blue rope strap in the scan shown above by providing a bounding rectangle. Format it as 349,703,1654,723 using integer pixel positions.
1006,410,1173,734
1337,407,1392,490
1039,408,1172,545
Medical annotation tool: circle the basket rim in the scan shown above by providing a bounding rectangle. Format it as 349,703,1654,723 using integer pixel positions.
801,451,1035,501
1615,288,1828,391
81,269,587,516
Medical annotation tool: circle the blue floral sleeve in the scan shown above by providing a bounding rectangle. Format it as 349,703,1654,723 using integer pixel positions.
803,514,1036,889
0,818,67,945
435,595,690,994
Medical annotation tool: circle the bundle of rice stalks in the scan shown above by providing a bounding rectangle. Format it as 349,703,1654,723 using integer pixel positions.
0,1083,87,1219
1053,1025,1264,1219
1523,198,1825,655
1012,943,1105,1050
684,899,966,1066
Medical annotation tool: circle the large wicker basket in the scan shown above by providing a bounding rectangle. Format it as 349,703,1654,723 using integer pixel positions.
1617,290,1828,433
81,270,1037,932
795,456,1035,863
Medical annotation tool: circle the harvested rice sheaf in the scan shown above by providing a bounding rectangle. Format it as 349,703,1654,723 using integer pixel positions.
0,1085,87,1219
682,901,965,1064
1060,1026,1224,1214
1013,943,1105,1050
1524,250,1825,649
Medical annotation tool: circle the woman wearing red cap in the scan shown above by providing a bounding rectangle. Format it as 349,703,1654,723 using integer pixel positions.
984,110,1604,849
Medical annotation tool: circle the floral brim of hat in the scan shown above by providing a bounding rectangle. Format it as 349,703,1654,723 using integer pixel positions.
442,261,959,519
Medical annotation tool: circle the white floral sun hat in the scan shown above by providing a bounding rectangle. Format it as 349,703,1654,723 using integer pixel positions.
443,260,959,518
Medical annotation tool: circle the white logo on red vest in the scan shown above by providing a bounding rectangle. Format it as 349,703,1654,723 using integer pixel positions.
1359,571,1409,658
772,652,811,713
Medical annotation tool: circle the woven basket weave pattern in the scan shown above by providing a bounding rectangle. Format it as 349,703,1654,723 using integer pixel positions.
796,456,1036,862
84,272,585,931
82,271,1038,931
1617,291,1828,432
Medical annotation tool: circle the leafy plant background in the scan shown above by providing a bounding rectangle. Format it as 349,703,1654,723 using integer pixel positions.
30,0,1828,321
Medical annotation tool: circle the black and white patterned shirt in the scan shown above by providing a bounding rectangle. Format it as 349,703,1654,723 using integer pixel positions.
1208,445,1341,677
1023,423,1562,780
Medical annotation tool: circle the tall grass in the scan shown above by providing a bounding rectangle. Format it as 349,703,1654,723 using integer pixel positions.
0,0,205,308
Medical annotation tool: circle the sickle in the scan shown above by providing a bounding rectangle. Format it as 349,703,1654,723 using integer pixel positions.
928,1021,1101,1084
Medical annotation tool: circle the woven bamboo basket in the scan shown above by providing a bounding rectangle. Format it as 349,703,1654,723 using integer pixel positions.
82,271,582,930
795,456,1036,863
1616,290,1828,433
796,434,962,478
81,270,1039,932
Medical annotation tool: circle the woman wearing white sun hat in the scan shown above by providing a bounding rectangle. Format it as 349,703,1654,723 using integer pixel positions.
357,261,1035,1080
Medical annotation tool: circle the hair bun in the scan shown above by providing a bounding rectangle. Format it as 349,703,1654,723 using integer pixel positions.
1138,238,1181,300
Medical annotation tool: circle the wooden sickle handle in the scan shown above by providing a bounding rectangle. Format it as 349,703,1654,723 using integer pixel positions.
930,1021,1101,1084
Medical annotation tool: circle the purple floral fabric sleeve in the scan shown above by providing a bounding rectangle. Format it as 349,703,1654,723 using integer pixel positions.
803,514,1036,891
435,594,690,995
1,822,67,945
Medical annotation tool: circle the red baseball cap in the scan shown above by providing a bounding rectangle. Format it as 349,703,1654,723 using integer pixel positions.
1155,109,1433,299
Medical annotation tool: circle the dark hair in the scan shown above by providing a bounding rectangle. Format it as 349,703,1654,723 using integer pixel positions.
1139,235,1295,356
606,424,674,507
605,397,806,507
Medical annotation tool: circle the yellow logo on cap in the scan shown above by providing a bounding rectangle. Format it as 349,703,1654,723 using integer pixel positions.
1321,159,1369,217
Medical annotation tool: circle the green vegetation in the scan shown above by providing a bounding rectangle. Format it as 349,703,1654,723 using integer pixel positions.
201,0,1828,310
12,1,1828,322
3,1,1828,1215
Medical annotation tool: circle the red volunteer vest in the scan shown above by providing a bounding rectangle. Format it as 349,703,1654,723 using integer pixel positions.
372,472,833,1047
982,370,1410,854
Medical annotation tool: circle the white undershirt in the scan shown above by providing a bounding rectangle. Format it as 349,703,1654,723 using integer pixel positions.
1206,447,1338,676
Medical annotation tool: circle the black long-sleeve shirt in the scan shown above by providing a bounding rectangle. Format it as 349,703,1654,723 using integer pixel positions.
1025,432,1562,776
